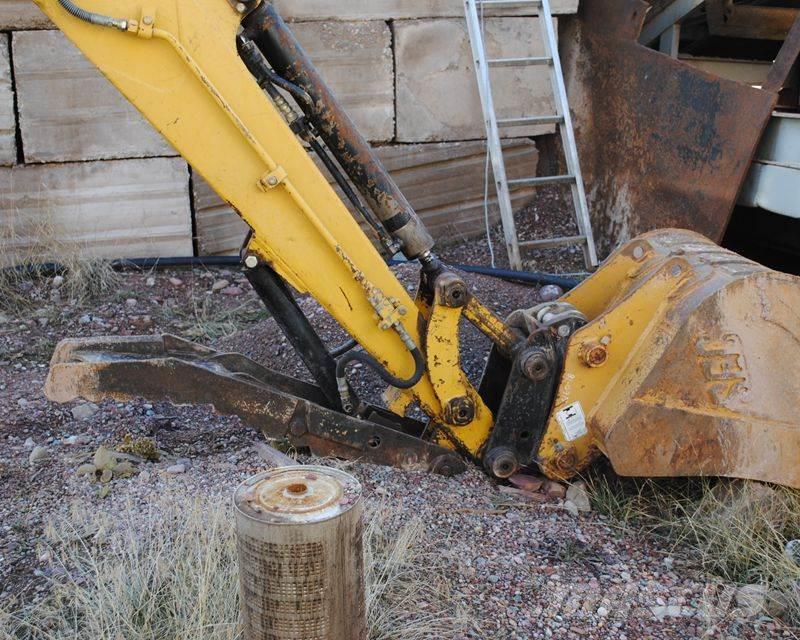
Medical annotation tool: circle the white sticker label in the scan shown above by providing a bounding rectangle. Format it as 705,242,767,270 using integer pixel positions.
556,402,588,441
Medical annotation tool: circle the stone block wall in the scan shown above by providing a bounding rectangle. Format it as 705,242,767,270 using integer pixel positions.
0,1,577,264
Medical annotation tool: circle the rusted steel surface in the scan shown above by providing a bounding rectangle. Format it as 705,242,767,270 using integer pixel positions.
561,0,800,256
44,334,466,476
539,229,800,488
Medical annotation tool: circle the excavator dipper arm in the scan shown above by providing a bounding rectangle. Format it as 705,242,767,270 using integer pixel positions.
38,0,800,488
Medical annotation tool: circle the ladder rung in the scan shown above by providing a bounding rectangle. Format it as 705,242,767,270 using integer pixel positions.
487,56,552,68
508,174,575,187
477,0,543,7
497,115,563,127
519,235,587,250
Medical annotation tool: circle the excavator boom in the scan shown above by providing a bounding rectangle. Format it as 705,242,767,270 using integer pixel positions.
37,0,800,488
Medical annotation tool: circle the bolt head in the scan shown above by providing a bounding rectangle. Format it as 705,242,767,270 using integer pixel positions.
581,340,608,367
521,350,550,382
444,396,475,426
244,255,258,269
236,2,247,13
142,15,153,25
267,176,279,186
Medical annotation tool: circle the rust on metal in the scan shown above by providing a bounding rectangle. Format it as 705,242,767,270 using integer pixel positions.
561,0,800,256
45,334,466,476
242,1,434,258
539,229,800,489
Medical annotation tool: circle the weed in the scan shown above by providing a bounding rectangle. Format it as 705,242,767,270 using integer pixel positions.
586,467,800,623
0,495,471,639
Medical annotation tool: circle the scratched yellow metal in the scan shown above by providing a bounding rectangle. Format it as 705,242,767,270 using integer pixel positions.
33,0,496,434
426,298,494,453
540,229,800,489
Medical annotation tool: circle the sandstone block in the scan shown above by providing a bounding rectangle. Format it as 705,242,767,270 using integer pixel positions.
274,0,578,20
0,35,15,166
13,30,175,163
0,2,51,30
0,158,193,266
395,18,557,142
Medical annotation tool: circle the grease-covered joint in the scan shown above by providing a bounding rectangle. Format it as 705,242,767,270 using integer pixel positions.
242,1,435,259
434,272,469,308
519,348,551,382
484,446,520,479
443,396,476,426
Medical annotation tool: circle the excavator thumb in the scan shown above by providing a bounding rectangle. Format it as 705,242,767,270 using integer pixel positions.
45,334,466,476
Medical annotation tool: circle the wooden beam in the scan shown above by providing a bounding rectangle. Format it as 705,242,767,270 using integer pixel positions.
707,0,799,40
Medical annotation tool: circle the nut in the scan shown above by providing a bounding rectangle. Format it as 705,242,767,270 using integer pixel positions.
520,349,551,382
435,273,469,308
443,396,475,426
484,447,519,479
580,340,608,367
244,255,259,269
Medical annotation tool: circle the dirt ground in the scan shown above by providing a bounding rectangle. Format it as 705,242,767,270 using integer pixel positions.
0,226,795,639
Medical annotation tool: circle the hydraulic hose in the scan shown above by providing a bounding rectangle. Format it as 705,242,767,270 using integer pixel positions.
56,0,128,31
335,345,426,414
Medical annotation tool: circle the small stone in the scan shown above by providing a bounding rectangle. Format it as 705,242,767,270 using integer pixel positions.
735,584,767,617
564,500,579,516
169,277,183,287
509,473,545,493
176,457,193,470
51,275,64,289
72,403,99,421
17,398,29,408
166,463,186,474
125,298,137,308
0,313,9,324
146,276,156,287
79,314,92,325
597,606,609,617
543,481,567,500
28,446,48,465
651,605,683,621
784,539,800,566
211,279,230,292
539,284,564,302
566,480,592,513
23,437,35,450
221,286,244,296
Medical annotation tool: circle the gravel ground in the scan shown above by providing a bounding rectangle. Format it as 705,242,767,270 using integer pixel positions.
1,231,796,638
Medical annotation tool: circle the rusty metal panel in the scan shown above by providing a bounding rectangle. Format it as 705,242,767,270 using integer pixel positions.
561,0,799,256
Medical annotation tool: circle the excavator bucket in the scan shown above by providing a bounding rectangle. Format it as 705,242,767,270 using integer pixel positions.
535,229,800,488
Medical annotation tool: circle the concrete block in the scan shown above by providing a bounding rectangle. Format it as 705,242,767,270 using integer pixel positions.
0,35,15,167
290,21,394,142
274,0,578,20
395,18,557,142
0,158,193,266
194,139,539,255
12,30,176,163
193,173,250,257
0,2,52,30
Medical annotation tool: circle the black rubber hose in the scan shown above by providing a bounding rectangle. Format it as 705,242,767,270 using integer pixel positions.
329,338,358,358
57,0,128,30
3,256,580,289
336,346,425,392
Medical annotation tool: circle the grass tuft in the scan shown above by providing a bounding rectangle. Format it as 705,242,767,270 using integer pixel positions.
0,496,470,640
587,468,800,622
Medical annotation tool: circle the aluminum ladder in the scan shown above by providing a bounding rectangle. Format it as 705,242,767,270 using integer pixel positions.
464,0,598,270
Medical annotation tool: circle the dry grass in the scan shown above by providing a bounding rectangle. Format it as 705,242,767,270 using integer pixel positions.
0,221,119,316
587,469,800,623
0,496,471,640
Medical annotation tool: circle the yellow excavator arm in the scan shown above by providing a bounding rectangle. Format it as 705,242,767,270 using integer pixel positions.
39,0,800,488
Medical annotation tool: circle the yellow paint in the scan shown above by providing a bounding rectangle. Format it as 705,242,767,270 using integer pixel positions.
426,298,494,453
537,255,689,478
